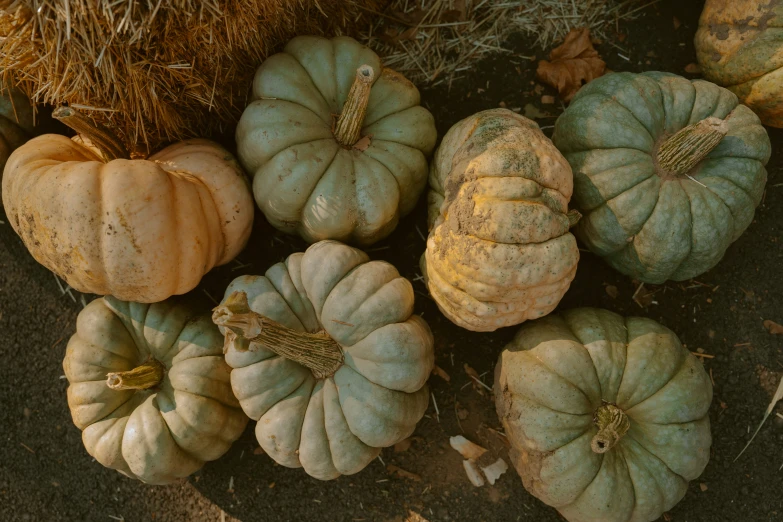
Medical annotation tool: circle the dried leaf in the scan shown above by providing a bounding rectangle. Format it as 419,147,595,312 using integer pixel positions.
481,458,509,485
541,95,555,104
764,320,783,334
253,446,265,455
432,365,451,382
699,483,708,492
684,63,702,74
450,435,487,460
605,285,619,299
387,464,422,481
353,135,373,151
536,28,606,102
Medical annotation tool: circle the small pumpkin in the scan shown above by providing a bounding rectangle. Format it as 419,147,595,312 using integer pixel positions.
236,35,437,245
553,72,770,284
211,240,434,480
422,108,580,332
695,0,783,127
64,296,248,485
0,86,34,171
495,308,712,522
2,108,254,302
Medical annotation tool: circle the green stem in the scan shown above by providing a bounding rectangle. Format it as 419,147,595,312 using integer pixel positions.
333,65,375,147
212,291,344,379
591,403,630,453
657,117,728,175
52,106,129,161
106,358,165,391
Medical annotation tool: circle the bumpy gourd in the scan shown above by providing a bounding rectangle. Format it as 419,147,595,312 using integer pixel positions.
2,108,254,302
236,35,437,245
695,0,783,127
495,308,712,522
553,72,770,284
63,297,248,485
212,240,434,480
0,86,34,172
422,108,580,332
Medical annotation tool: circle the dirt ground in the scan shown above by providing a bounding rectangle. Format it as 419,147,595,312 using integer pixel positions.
2,1,782,521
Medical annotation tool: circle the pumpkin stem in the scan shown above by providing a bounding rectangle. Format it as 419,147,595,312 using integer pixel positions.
656,117,728,175
590,402,630,454
106,358,166,391
566,209,581,227
333,64,375,147
52,106,129,161
212,291,344,379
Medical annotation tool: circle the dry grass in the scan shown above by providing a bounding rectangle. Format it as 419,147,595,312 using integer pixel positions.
361,0,653,87
0,0,384,153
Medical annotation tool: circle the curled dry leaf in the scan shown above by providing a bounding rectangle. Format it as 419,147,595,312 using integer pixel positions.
536,28,606,102
684,63,702,74
387,464,422,481
432,365,451,382
764,320,783,335
605,285,619,299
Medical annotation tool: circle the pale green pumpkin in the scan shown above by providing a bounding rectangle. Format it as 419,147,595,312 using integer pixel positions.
0,87,34,172
495,308,712,522
236,35,437,245
553,72,770,284
63,297,248,485
212,240,434,480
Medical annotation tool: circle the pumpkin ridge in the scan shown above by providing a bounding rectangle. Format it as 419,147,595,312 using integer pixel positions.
622,429,688,483
528,352,597,412
105,298,153,359
679,177,737,256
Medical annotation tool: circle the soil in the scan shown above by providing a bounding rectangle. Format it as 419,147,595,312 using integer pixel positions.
2,1,783,521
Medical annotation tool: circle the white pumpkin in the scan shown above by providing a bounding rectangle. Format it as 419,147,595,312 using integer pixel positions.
63,297,248,484
212,240,434,479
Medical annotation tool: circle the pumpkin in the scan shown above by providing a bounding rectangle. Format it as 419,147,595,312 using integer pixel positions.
695,0,783,127
235,35,437,245
0,86,35,172
495,308,712,522
421,108,580,332
553,72,771,284
63,296,248,485
2,107,254,302
211,240,434,480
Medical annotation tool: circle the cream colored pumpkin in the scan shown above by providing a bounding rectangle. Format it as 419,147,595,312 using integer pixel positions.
3,114,254,302
422,108,580,332
236,35,437,245
212,240,434,480
64,297,248,485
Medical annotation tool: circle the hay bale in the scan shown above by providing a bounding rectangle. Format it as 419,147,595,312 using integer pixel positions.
0,0,385,153
361,0,647,87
